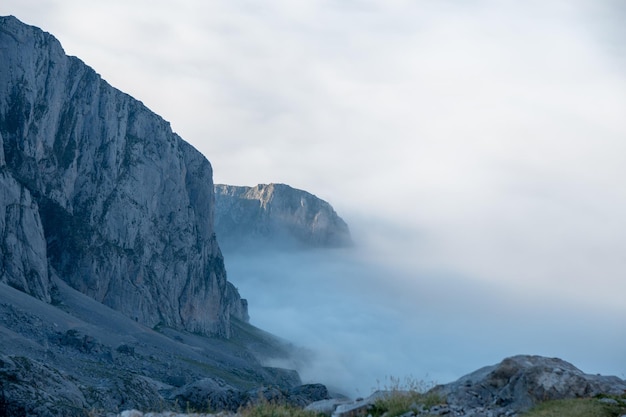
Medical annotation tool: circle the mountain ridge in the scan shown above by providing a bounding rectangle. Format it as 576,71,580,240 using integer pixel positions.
0,15,339,415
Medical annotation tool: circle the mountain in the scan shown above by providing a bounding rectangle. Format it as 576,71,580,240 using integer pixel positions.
0,15,246,337
0,15,329,416
214,183,352,250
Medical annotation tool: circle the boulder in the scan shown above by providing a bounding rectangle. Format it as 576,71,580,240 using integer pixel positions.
170,378,246,412
286,383,331,407
430,355,626,414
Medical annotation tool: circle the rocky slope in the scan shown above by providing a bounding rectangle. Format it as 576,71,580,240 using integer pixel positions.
0,15,247,337
0,278,319,416
214,183,352,250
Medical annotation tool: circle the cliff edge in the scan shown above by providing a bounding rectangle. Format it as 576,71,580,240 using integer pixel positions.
0,15,247,337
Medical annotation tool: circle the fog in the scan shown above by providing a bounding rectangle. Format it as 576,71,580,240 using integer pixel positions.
2,0,626,397
224,239,625,397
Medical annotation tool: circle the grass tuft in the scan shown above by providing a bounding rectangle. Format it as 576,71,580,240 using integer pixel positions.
238,399,321,417
523,396,626,417
369,376,445,417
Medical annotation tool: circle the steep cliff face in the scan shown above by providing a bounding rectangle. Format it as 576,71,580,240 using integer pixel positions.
0,16,247,336
0,169,50,302
215,183,352,250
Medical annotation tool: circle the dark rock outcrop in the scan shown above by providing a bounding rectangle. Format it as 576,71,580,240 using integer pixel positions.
0,354,87,417
171,379,330,412
0,15,247,337
215,183,352,250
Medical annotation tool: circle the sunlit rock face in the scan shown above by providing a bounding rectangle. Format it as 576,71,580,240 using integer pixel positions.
214,183,352,250
0,15,247,337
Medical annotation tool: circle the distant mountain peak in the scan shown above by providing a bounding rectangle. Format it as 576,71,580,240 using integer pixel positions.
214,183,352,250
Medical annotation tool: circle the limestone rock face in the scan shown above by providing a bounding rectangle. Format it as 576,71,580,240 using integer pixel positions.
0,15,247,336
214,183,352,250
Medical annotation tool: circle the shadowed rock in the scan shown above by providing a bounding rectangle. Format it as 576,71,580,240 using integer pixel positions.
0,355,87,417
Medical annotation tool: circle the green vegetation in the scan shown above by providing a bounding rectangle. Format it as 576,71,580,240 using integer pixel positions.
238,401,320,417
523,395,626,417
369,376,445,417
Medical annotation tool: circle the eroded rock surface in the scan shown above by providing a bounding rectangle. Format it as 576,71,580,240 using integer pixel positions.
0,15,247,337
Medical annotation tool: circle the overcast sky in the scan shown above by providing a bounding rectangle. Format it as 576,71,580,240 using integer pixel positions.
2,0,625,393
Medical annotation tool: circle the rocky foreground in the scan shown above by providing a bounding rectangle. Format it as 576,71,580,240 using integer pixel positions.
111,355,626,417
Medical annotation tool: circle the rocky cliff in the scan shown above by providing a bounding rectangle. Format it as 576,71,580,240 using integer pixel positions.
0,15,247,337
214,183,352,250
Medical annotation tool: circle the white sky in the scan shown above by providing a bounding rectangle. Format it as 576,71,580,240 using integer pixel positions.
2,0,625,389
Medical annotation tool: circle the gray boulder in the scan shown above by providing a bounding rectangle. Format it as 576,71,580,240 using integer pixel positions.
305,398,352,415
214,183,352,250
170,378,247,413
430,355,626,414
308,391,394,417
286,383,331,407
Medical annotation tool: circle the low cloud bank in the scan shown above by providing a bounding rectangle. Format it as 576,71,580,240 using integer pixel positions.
224,232,626,397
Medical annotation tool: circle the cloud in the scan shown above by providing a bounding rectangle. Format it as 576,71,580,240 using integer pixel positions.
225,247,626,396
